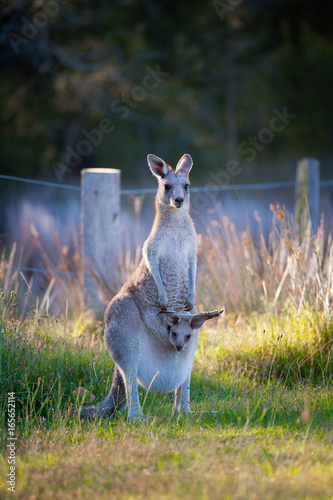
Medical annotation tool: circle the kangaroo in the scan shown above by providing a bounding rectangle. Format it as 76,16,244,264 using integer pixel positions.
72,154,223,420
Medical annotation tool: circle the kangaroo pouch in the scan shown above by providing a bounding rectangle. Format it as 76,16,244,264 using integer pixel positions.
137,330,197,392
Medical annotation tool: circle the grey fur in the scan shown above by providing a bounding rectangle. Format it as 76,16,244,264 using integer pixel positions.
71,154,223,421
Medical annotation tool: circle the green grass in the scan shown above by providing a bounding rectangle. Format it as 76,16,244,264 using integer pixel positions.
197,306,333,385
1,294,333,499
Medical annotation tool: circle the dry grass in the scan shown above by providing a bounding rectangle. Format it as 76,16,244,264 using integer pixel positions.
2,425,333,499
196,204,333,315
2,203,333,320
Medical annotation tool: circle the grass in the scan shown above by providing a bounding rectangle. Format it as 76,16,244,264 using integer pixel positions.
1,299,333,499
1,207,333,498
199,308,333,385
2,422,333,499
197,204,333,316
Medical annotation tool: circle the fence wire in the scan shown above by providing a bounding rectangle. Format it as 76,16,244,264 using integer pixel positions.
1,173,333,195
1,172,333,278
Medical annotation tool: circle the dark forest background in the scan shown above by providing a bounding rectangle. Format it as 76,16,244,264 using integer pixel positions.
1,0,333,189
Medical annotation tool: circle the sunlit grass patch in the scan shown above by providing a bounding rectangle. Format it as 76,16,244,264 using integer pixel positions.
195,307,333,386
1,422,333,499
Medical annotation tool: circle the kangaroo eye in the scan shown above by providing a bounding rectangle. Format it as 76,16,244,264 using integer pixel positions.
186,334,191,341
184,184,189,190
172,331,177,338
165,184,171,191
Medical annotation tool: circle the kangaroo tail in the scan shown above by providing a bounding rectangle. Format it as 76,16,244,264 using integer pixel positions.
70,366,127,419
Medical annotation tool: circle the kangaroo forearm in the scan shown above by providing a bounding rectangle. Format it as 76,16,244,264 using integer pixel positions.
188,255,197,296
143,245,166,296
150,264,166,295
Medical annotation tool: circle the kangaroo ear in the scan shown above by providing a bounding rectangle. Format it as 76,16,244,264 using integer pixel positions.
190,310,223,330
175,154,193,177
158,311,181,327
147,154,170,179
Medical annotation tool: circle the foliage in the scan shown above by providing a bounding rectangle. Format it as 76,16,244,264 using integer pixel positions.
1,0,333,190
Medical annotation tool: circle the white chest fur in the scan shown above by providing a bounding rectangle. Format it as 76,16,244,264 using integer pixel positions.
157,231,193,260
137,330,198,393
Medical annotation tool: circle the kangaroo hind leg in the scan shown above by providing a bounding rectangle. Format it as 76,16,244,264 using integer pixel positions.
70,366,126,419
104,295,145,421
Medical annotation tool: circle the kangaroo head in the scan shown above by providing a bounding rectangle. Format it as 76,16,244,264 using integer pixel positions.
147,154,193,210
158,310,223,351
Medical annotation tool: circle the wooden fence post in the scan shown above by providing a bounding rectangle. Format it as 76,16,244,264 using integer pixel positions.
81,168,121,313
295,158,320,236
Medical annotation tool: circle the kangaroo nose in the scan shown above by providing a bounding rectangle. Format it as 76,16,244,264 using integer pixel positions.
174,197,183,207
176,343,183,351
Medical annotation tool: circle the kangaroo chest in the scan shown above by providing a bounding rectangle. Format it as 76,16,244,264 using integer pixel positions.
157,232,193,260
157,233,193,293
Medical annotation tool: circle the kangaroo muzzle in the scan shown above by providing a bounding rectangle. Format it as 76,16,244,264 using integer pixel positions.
174,197,184,208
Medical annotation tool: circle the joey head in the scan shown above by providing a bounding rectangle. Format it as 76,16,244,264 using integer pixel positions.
158,311,219,352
